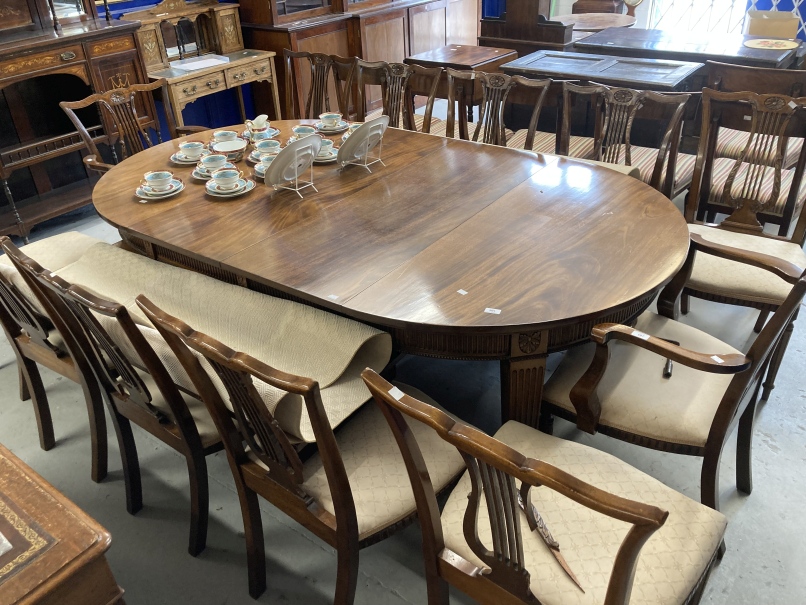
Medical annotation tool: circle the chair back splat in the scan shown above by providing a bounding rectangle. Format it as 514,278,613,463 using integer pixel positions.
285,50,347,120
687,89,806,238
362,369,669,605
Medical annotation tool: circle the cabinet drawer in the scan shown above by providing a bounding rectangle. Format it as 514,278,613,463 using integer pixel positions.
175,71,227,102
0,45,85,79
224,60,272,87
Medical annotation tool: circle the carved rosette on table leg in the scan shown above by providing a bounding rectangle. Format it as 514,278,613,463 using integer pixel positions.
501,330,548,428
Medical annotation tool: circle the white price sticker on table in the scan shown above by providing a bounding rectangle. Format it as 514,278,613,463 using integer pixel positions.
484,308,501,315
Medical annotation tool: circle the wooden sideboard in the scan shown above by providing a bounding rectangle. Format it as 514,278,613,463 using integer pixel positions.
0,444,124,604
121,0,281,127
239,0,480,117
0,19,153,238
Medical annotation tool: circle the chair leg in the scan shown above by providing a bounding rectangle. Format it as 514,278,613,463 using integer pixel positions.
681,292,690,315
761,317,795,402
19,364,30,401
80,376,108,482
185,451,209,557
19,357,54,451
700,453,721,511
736,401,757,496
753,309,769,334
333,538,359,605
538,407,554,435
106,403,142,515
236,482,266,599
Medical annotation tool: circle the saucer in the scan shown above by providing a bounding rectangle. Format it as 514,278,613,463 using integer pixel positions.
242,128,280,141
313,149,338,164
206,178,256,198
171,150,209,165
194,161,235,177
248,149,280,163
135,178,184,201
315,120,349,133
254,164,269,178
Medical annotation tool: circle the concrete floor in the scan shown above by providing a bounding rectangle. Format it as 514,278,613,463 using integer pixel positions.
1,199,805,604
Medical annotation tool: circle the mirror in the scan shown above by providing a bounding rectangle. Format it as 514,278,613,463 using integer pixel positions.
160,20,180,59
195,13,215,56
53,0,86,19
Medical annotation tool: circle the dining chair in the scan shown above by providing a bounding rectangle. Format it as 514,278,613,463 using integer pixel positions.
707,60,806,171
4,239,223,557
60,78,204,174
541,231,806,511
284,49,349,120
555,81,693,198
682,88,806,402
0,234,108,483
443,69,551,148
136,295,465,602
355,59,442,133
362,369,727,605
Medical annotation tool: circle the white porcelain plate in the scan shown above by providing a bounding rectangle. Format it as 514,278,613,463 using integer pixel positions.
170,150,209,165
135,178,184,201
205,178,255,198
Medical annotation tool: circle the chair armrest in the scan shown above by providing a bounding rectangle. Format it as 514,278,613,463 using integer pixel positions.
83,154,114,173
690,232,804,284
591,322,751,374
176,125,207,135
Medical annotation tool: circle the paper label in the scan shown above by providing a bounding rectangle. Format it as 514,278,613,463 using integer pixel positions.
388,386,405,400
484,308,501,315
327,294,339,300
632,330,650,340
711,355,724,364
457,289,468,295
790,101,798,109
743,115,752,121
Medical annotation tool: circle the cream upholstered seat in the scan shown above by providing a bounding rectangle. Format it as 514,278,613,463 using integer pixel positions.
441,420,726,605
0,231,101,311
706,157,806,217
687,224,806,306
526,130,594,158
542,312,740,449
716,127,803,170
252,383,465,540
56,242,392,442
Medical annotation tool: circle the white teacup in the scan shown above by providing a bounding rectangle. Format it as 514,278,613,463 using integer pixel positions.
213,130,238,142
292,125,316,138
255,139,281,154
344,123,362,138
211,168,244,191
318,138,334,156
201,154,228,171
259,153,275,169
320,112,342,128
141,170,173,191
178,141,205,159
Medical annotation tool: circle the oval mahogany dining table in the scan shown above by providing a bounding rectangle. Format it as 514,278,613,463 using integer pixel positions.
92,120,690,427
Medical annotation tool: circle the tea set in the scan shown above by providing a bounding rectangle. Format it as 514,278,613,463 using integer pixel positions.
138,112,359,202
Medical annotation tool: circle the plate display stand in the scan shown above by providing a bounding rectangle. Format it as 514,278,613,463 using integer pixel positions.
263,136,322,198
337,116,390,173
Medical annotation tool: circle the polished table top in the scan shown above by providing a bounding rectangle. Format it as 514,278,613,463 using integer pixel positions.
93,121,689,336
575,27,801,68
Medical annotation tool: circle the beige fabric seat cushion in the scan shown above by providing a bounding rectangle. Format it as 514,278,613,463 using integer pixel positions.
706,157,806,216
441,421,726,605
287,383,464,540
715,127,803,170
137,370,219,449
364,109,439,133
687,224,806,306
0,231,102,312
57,243,392,442
528,131,595,158
543,312,740,448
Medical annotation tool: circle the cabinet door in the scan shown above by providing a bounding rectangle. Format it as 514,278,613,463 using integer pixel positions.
409,1,447,57
446,0,478,46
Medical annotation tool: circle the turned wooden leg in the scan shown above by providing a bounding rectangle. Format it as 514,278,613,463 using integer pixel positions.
501,331,549,428
753,309,769,334
736,401,757,495
762,314,797,402
186,451,209,557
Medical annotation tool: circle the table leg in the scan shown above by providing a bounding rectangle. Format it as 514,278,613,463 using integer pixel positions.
236,86,247,123
500,331,549,428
